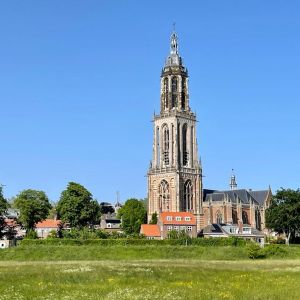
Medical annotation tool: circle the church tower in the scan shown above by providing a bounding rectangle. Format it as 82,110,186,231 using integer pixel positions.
147,30,203,231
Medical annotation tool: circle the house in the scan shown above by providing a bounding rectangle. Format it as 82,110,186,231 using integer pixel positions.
159,212,197,238
140,224,161,240
140,212,197,239
35,219,61,238
100,213,121,232
200,223,265,245
0,239,16,249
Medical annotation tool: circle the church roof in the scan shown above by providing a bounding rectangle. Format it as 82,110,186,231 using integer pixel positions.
203,189,269,205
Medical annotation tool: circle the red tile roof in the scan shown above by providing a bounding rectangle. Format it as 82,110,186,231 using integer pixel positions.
140,224,161,237
160,212,196,225
36,219,61,228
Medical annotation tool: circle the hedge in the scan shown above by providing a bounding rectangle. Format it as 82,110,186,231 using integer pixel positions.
20,237,246,247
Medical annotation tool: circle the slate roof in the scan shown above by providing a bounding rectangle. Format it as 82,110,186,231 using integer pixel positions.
203,189,269,206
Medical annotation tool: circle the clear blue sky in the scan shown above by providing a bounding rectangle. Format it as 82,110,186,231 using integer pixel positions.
0,1,299,203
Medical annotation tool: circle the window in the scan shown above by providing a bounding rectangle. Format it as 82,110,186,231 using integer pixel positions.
159,180,170,212
162,125,169,165
185,217,191,221
167,216,172,221
167,226,172,231
182,124,188,166
175,216,182,221
181,180,193,212
216,211,223,224
174,226,179,231
187,226,192,232
242,211,249,225
107,223,112,228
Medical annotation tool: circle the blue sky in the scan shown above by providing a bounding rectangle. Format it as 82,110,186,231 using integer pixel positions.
0,1,299,203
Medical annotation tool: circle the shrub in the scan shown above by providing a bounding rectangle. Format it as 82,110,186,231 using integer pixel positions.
24,229,38,239
262,244,288,258
247,243,266,259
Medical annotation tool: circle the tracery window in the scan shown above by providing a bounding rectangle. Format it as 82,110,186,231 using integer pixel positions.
216,211,223,224
182,180,193,211
182,124,188,166
164,77,169,109
242,211,249,225
159,180,170,212
162,125,169,165
171,77,178,108
232,209,238,224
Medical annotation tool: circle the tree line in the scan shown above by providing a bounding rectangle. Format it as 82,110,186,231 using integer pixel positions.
0,182,147,238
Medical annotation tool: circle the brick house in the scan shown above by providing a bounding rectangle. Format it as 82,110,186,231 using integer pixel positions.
35,219,61,238
141,212,197,239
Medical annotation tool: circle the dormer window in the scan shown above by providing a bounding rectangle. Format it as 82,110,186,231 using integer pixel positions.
175,216,182,221
185,217,191,221
167,216,172,221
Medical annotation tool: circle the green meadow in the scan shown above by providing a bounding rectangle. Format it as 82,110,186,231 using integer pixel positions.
1,244,300,299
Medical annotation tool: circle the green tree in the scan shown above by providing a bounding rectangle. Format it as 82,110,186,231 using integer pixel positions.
13,189,51,231
57,182,100,228
0,185,9,238
118,198,147,234
266,188,300,244
149,212,158,224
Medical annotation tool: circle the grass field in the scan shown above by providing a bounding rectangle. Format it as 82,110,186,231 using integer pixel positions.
1,244,300,299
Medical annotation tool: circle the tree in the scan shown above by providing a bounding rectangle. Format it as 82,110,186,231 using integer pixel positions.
0,185,9,238
57,182,100,228
149,212,158,224
266,188,300,244
99,202,115,215
118,198,147,234
13,189,51,232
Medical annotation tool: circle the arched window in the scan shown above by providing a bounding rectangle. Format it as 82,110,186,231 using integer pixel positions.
162,125,169,165
255,208,261,230
216,211,223,224
242,211,249,225
171,77,177,108
164,78,169,109
232,209,238,224
159,180,170,212
156,127,160,166
172,77,177,92
182,124,188,166
181,180,193,211
181,78,186,109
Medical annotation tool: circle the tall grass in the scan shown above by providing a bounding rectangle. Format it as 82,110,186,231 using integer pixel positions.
0,260,300,299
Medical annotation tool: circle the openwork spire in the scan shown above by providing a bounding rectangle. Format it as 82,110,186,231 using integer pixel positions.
230,169,237,190
170,31,178,55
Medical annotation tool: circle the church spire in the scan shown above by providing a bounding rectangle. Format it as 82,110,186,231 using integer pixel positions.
230,169,237,190
170,25,178,55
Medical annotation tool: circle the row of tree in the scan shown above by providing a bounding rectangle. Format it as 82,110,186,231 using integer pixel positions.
0,182,147,237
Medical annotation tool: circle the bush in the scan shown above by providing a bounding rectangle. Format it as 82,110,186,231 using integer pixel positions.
262,244,288,258
247,243,266,259
270,237,286,244
24,229,38,239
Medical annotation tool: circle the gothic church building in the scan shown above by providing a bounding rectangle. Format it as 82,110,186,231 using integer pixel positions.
147,31,270,233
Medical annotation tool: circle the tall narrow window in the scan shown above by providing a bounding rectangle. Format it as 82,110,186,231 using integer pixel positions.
182,180,193,211
156,127,160,166
164,78,169,109
162,125,169,165
232,209,238,224
242,211,249,225
171,77,177,108
255,208,261,230
171,124,174,165
182,124,188,166
181,78,186,109
190,126,194,167
216,211,223,224
159,180,170,211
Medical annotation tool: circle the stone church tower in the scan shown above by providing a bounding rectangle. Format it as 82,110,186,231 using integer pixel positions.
147,31,203,231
